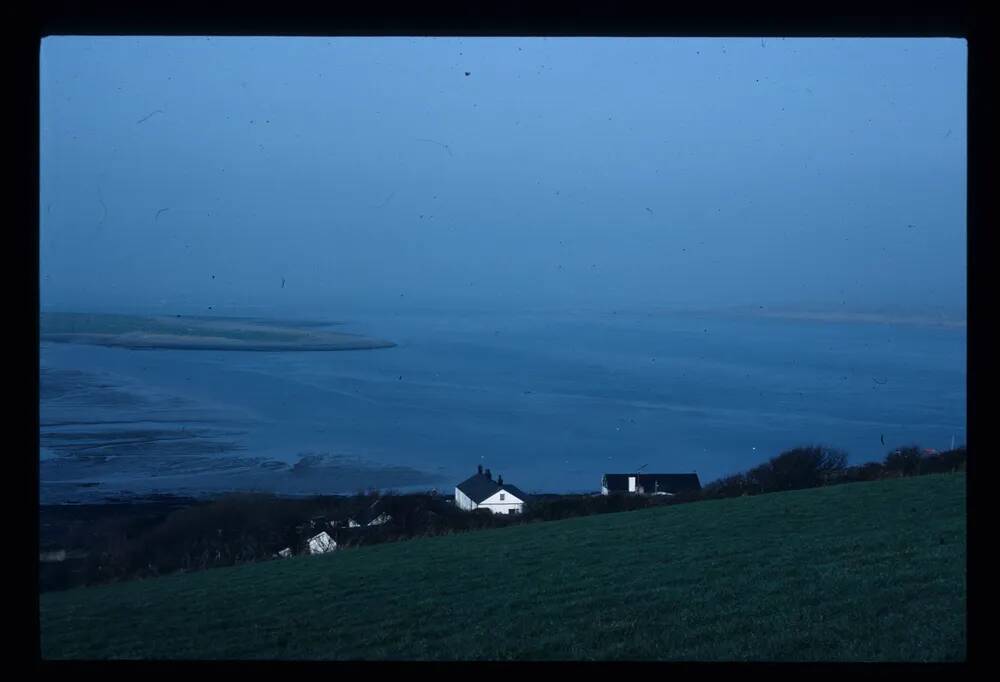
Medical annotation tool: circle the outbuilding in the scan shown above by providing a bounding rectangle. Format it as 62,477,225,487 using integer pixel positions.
307,531,337,555
601,472,701,496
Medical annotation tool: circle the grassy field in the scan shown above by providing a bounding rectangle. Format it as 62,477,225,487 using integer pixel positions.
39,473,966,661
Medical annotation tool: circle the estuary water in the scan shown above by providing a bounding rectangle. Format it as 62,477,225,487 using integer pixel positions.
39,307,966,502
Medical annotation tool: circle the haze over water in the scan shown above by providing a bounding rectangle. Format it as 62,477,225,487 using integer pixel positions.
39,37,966,501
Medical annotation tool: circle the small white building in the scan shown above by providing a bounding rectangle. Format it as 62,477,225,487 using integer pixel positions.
454,466,528,515
307,531,337,555
39,550,67,563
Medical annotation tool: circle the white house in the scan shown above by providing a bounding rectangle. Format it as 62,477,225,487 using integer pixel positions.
454,466,528,515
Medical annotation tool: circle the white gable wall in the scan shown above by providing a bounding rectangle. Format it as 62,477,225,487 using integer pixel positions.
477,488,525,514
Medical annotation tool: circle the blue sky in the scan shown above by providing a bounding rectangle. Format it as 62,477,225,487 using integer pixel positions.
39,37,966,316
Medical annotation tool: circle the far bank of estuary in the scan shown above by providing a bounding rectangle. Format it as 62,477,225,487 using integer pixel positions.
40,312,396,351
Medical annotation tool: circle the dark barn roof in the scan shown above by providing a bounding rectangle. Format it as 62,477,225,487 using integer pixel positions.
602,473,701,494
456,472,529,504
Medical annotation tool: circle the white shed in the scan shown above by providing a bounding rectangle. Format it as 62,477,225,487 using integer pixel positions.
307,531,337,555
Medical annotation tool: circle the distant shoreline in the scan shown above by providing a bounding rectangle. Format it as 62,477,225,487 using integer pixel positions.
42,332,396,351
746,310,966,328
39,312,396,351
649,306,966,328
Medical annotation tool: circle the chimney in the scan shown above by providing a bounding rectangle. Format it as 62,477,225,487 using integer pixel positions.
485,468,492,480
497,474,503,486
477,464,483,475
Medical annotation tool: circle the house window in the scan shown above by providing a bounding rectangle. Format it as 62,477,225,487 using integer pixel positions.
499,493,505,500
508,508,518,514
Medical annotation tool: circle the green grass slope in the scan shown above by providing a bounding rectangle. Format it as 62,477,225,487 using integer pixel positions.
40,473,966,661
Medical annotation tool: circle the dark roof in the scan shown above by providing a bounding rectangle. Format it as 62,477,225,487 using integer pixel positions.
602,473,701,493
456,473,529,504
456,472,501,503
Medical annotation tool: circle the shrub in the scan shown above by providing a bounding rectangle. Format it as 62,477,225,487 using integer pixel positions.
918,447,966,474
939,446,967,472
747,446,849,493
701,473,752,499
884,446,923,476
853,462,886,482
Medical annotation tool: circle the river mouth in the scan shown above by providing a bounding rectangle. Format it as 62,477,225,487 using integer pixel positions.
41,455,446,505
38,313,439,504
